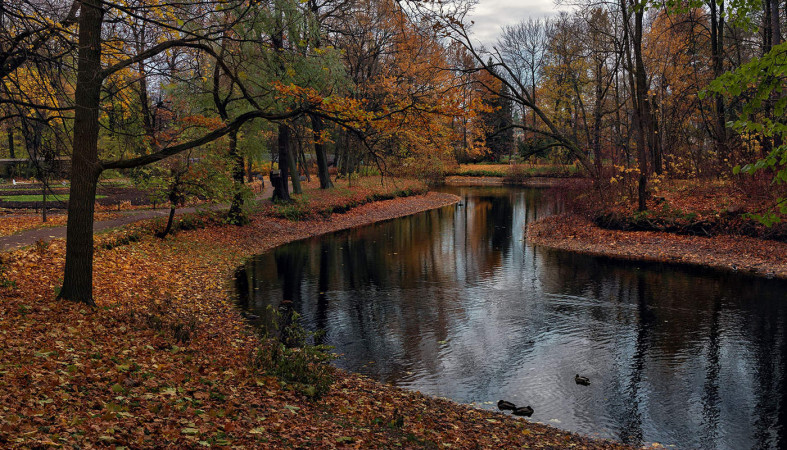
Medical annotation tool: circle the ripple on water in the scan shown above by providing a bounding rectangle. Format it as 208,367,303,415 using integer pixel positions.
236,186,787,450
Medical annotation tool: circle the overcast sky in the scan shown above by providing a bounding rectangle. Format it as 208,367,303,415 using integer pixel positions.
465,0,568,45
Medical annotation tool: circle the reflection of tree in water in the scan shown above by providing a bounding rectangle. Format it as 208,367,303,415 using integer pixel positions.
240,189,528,383
315,240,331,344
275,243,308,304
618,276,651,446
538,250,787,447
779,325,787,449
700,296,721,449
482,194,513,253
235,187,787,448
752,294,786,448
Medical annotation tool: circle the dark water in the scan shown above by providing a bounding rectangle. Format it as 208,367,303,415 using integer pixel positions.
236,186,787,449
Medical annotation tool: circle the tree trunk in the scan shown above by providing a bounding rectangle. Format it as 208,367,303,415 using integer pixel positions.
271,0,294,199
287,132,302,194
623,0,650,211
138,62,154,138
227,129,248,224
709,0,728,164
7,129,14,159
613,70,624,165
42,184,47,223
531,77,537,130
771,0,783,149
764,0,773,53
311,115,333,189
635,16,649,212
650,93,662,175
593,63,603,175
771,0,782,45
157,205,177,238
298,146,311,182
59,0,105,306
274,123,291,202
305,0,333,189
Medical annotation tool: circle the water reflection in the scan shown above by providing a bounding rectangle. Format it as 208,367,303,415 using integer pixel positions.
236,186,787,449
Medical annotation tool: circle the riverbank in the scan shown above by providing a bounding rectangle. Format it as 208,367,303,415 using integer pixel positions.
445,175,590,188
0,183,630,448
528,213,787,279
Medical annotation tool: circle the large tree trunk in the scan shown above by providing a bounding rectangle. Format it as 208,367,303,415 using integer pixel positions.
634,13,649,212
709,0,728,164
227,129,248,224
59,0,105,305
271,0,294,200
305,0,333,189
623,0,650,211
274,123,291,201
287,132,302,194
311,115,333,189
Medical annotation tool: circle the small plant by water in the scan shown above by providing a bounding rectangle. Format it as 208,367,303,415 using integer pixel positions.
271,196,311,221
253,307,336,399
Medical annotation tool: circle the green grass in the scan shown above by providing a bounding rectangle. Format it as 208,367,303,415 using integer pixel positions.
455,168,508,177
0,194,106,202
448,163,581,178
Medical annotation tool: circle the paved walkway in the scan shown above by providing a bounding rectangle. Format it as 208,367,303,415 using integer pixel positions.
1,185,274,252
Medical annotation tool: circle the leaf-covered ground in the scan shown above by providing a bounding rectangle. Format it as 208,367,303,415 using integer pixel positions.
0,182,631,449
526,177,787,278
565,177,787,240
0,212,121,238
528,213,787,279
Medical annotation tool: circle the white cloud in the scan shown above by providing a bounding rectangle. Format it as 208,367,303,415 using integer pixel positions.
466,0,567,45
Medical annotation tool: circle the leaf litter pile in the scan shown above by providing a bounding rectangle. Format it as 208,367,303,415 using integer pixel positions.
0,185,631,448
526,177,787,278
528,213,787,279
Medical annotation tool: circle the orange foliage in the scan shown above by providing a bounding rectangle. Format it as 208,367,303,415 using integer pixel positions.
1,187,621,448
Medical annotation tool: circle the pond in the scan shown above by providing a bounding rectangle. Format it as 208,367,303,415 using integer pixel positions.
235,185,787,449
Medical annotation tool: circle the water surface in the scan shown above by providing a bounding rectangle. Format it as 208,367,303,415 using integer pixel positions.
236,186,787,448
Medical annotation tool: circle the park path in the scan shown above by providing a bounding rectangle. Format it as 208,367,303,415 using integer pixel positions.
1,185,274,252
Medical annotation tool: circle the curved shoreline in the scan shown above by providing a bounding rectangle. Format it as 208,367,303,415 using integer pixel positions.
444,175,589,188
221,192,630,448
528,213,787,280
1,190,631,448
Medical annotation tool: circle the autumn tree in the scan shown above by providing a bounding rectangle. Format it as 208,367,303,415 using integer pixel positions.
320,0,470,181
411,1,599,177
58,0,320,305
1,1,76,174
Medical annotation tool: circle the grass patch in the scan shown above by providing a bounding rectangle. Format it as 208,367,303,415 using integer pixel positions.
0,194,107,202
449,163,580,179
253,309,336,399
